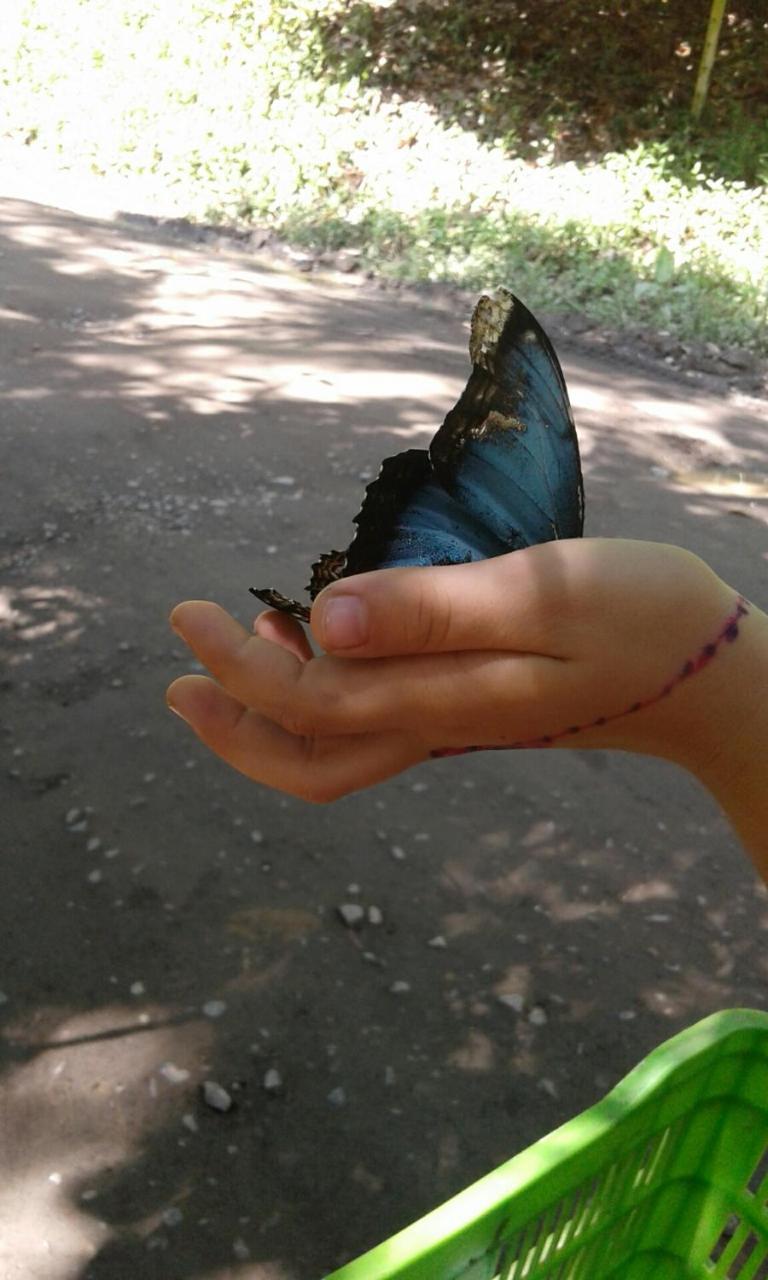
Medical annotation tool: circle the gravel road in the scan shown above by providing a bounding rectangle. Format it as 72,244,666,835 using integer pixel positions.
2,196,767,1280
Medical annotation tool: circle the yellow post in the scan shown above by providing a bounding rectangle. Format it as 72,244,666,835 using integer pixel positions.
691,0,728,121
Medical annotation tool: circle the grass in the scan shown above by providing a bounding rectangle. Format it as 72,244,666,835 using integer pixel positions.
3,0,767,354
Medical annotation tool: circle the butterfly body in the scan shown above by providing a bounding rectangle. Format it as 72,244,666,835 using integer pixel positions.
251,290,583,623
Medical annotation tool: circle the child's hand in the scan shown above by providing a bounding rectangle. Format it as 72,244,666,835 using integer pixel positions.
166,538,752,802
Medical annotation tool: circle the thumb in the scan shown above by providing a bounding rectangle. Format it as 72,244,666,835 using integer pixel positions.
310,545,570,658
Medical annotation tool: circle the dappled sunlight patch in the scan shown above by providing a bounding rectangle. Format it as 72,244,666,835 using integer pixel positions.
274,363,453,406
620,879,679,905
222,906,322,993
439,909,501,939
439,858,488,900
353,419,438,440
0,1163,106,1280
0,385,52,401
478,827,512,851
0,304,36,324
197,1261,298,1280
494,964,532,1005
0,584,103,655
638,965,735,1020
632,398,736,447
1,215,150,281
672,467,768,498
567,384,613,414
226,905,320,944
0,1002,212,1279
520,819,558,849
449,1027,496,1073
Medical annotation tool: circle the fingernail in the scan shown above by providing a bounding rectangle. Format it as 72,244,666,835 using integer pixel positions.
166,697,189,723
320,596,368,649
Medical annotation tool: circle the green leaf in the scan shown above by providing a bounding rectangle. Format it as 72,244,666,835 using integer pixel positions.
654,247,675,285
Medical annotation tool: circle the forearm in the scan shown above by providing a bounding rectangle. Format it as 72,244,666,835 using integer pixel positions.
685,600,768,879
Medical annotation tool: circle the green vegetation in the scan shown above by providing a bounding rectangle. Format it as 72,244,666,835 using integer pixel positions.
3,0,767,352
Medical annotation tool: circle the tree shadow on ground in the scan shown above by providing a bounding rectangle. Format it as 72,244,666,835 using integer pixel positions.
312,0,768,179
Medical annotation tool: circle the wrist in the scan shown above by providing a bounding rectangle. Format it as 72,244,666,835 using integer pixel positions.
678,598,768,874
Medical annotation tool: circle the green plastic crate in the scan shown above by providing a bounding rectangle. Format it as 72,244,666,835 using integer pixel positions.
327,1010,768,1280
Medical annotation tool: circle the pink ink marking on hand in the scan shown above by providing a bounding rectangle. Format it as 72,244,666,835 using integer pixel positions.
430,596,750,759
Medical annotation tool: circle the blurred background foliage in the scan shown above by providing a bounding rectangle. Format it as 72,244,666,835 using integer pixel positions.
2,0,767,352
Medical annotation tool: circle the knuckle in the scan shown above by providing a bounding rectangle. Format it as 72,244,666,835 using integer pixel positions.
272,660,359,741
299,781,340,805
274,674,326,739
279,706,317,739
412,586,452,651
295,752,343,806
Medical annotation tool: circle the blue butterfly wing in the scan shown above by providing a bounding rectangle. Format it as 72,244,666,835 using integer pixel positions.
250,291,583,621
429,294,583,547
344,451,508,574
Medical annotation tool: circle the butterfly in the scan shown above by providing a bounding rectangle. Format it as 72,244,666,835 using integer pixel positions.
251,289,583,623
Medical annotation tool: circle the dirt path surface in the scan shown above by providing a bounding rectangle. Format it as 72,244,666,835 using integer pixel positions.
2,197,767,1280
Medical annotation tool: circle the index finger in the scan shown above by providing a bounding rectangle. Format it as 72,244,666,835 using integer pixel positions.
168,599,568,742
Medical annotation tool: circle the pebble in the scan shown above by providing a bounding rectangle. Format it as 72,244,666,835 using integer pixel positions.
250,829,264,844
389,981,411,995
65,808,83,826
202,1000,227,1019
130,981,145,996
233,1238,251,1261
618,1010,637,1022
497,993,525,1013
263,1068,282,1092
104,847,120,859
160,1062,191,1084
202,1080,233,1112
384,1066,396,1086
337,903,365,929
427,935,447,948
181,1113,199,1132
162,1207,184,1227
86,836,101,853
367,906,384,926
70,820,88,833
347,883,361,895
528,1005,548,1026
0,992,8,1005
390,845,406,861
87,870,103,885
327,1086,347,1107
538,1078,559,1099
